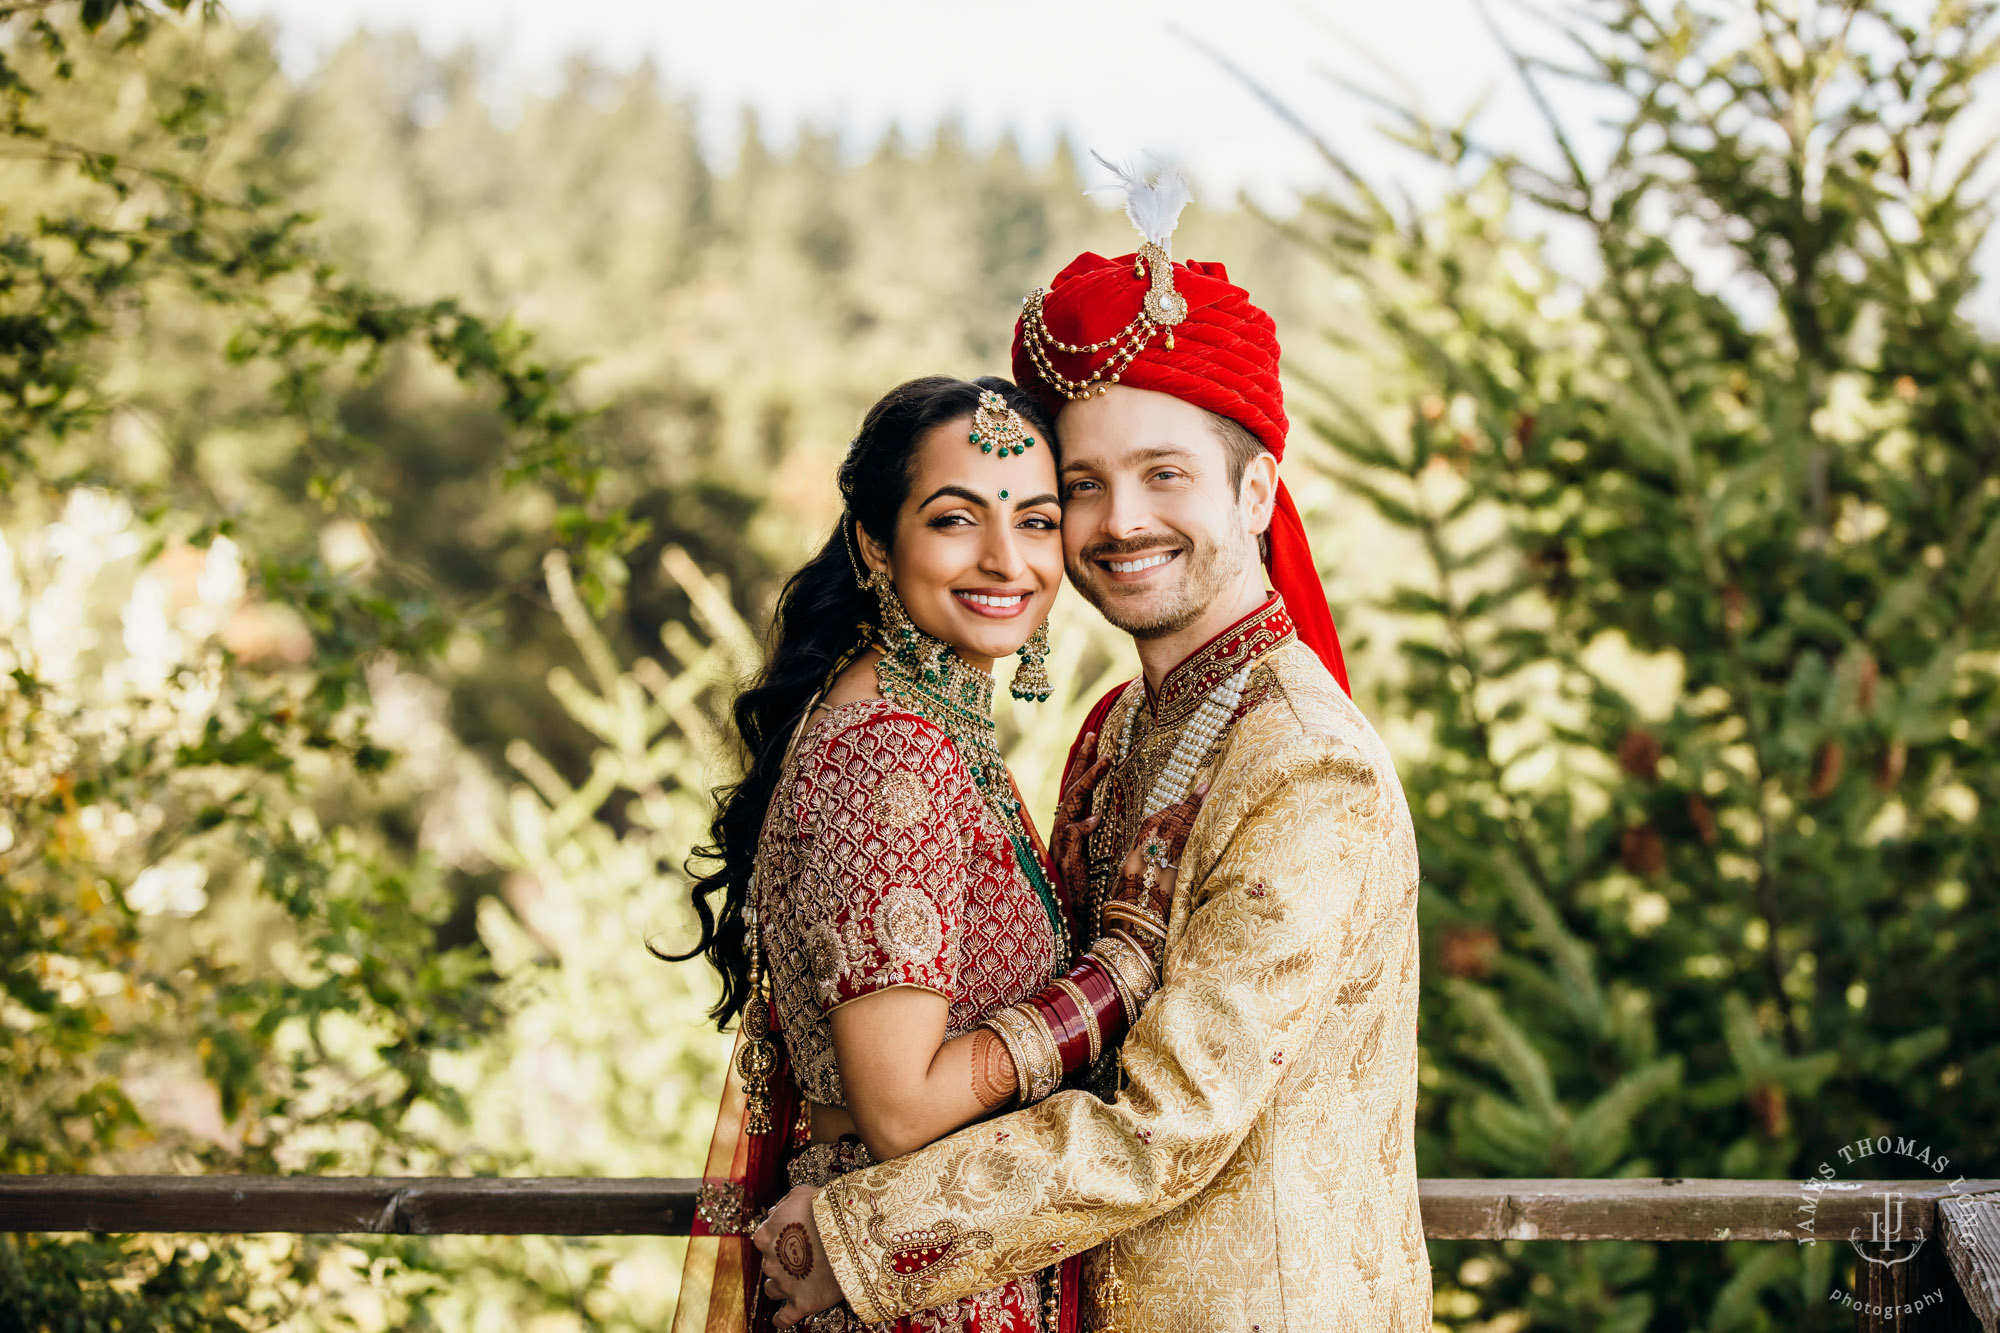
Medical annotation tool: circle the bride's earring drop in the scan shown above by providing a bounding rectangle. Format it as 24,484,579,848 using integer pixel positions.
871,568,946,682
1012,619,1053,702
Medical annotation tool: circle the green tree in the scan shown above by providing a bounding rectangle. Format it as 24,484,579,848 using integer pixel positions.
1295,1,1999,1327
216,29,1323,941
1,4,628,1324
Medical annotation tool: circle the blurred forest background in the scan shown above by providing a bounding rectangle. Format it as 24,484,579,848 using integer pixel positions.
3,1,1996,1330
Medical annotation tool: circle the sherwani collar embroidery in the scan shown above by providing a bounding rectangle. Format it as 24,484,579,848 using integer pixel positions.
1144,593,1298,726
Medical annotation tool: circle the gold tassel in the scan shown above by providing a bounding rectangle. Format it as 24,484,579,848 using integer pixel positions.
1091,1243,1132,1333
737,924,778,1135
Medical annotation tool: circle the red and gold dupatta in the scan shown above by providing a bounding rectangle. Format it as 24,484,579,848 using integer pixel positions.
672,1028,801,1333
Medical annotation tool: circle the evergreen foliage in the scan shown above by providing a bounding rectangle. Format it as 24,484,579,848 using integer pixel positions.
0,3,631,1324
1294,2,2000,1327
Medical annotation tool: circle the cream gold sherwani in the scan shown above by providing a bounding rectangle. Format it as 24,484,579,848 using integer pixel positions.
812,597,1430,1333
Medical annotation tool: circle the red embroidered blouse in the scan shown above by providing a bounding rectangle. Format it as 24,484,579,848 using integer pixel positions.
754,699,1062,1331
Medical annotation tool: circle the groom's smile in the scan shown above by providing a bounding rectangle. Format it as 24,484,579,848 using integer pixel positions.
1102,548,1181,577
1091,541,1186,583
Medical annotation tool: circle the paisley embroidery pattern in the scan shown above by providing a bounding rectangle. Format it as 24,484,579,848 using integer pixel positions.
872,1215,997,1281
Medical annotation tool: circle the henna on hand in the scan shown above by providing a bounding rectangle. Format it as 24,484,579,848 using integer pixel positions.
1050,733,1109,899
752,1186,838,1329
776,1222,814,1280
969,1025,1017,1110
1104,786,1207,926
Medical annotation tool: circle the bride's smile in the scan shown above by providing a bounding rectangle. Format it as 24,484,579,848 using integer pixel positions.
952,587,1033,617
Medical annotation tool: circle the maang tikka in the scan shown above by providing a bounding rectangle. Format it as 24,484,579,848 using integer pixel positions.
969,389,1038,457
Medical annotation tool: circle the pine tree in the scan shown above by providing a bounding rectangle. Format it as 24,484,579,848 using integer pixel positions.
1297,2,2000,1327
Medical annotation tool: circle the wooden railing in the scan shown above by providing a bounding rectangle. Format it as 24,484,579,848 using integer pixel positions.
4,1176,1996,1331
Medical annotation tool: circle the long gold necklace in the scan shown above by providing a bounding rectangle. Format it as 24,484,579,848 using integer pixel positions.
872,602,1069,961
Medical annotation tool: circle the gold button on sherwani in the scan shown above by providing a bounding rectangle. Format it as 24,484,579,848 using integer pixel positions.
813,598,1433,1333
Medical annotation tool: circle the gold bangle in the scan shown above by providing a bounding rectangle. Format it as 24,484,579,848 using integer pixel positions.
1102,902,1168,948
987,1003,1061,1103
1021,1004,1063,1101
1090,945,1140,1027
1093,935,1159,1023
1102,898,1164,928
1053,976,1101,1064
1107,929,1161,993
979,1016,1033,1108
1105,931,1158,988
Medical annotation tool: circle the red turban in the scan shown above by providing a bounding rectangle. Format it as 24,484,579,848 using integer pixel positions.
1011,249,1349,693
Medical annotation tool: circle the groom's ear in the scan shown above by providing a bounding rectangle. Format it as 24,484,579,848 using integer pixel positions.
1238,450,1279,538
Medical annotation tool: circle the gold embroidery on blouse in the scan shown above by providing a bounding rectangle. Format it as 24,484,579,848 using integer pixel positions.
882,894,944,964
872,769,932,829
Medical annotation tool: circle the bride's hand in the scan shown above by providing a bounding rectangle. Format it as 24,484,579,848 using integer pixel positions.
1049,731,1110,899
753,1186,841,1329
1099,784,1207,966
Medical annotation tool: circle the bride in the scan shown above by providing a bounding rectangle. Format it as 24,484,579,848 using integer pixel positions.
667,375,1201,1333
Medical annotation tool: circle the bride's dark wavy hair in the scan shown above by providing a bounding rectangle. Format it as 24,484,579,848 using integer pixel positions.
661,374,1058,1027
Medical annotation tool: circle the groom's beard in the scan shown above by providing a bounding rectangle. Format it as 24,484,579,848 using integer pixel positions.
1067,528,1254,640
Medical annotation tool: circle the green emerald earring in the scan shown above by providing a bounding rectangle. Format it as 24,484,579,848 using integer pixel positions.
1012,618,1053,702
869,569,924,672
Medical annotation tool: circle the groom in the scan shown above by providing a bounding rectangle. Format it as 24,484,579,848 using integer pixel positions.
754,198,1431,1332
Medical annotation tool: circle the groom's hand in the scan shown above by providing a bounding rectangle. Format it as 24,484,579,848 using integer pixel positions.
1051,731,1109,900
1100,784,1208,968
752,1186,840,1329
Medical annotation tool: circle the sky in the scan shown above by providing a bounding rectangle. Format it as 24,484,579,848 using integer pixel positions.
222,0,2000,327
225,0,1567,210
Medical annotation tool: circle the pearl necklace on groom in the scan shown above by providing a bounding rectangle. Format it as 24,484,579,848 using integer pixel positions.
1118,661,1253,821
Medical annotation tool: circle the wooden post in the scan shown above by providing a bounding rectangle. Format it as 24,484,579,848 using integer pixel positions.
1832,1186,1995,1333
1844,1237,1978,1332
1939,1191,2000,1333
